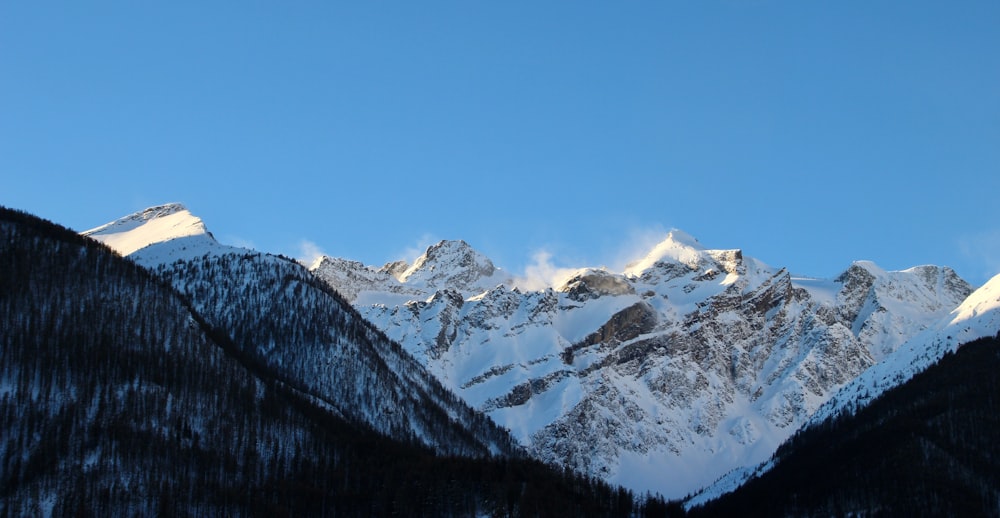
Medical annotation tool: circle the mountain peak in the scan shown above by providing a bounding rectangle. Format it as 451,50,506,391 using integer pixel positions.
401,240,494,280
623,229,713,276
397,239,511,295
84,203,192,236
414,239,478,262
806,272,1000,431
663,229,703,249
82,203,225,265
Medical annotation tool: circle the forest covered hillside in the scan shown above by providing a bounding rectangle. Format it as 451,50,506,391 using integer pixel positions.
0,206,669,516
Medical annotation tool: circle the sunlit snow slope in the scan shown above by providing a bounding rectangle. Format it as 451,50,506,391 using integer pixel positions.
811,272,1000,423
313,232,973,498
83,203,235,265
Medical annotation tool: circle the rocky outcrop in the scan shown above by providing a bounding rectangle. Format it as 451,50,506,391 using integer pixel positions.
483,370,575,411
558,269,637,301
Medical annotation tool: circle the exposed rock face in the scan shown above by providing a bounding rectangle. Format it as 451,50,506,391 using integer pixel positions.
311,232,974,499
559,269,637,301
310,256,403,302
380,260,410,280
834,261,973,361
312,239,512,304
563,302,658,363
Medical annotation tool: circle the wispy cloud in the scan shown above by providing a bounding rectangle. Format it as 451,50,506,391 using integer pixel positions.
608,224,670,272
395,233,438,264
512,250,580,291
509,225,674,290
297,239,327,266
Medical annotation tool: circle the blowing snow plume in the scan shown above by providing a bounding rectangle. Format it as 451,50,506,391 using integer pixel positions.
513,250,580,291
298,239,327,267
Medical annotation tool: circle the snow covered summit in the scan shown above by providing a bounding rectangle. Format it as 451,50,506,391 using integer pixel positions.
811,271,1000,424
624,229,716,275
83,203,234,266
398,239,513,295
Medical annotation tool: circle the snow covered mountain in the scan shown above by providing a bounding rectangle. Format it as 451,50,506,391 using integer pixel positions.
310,239,513,306
82,203,236,265
810,271,1000,423
81,203,986,500
687,273,1000,510
312,231,974,498
3,205,651,515
84,204,518,458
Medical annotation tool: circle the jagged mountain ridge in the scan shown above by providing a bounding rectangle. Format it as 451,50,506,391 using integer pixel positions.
811,270,1000,425
687,271,1000,508
310,239,513,306
312,231,973,498
82,203,979,499
84,204,518,458
2,206,666,516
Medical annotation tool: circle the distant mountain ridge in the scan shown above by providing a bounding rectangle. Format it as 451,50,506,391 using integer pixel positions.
310,231,974,498
82,203,992,501
310,239,513,306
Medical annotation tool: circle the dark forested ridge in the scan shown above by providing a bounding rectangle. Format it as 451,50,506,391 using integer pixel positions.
151,247,517,459
0,206,673,516
691,333,1000,517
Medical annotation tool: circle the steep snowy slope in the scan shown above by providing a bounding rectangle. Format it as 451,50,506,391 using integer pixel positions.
689,334,1000,517
687,274,1000,509
314,231,972,498
84,205,519,458
811,271,1000,424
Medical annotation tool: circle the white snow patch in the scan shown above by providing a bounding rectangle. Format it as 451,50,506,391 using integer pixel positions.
791,277,839,306
83,203,240,266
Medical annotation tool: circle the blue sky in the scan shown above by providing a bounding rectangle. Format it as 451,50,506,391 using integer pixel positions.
3,1,998,286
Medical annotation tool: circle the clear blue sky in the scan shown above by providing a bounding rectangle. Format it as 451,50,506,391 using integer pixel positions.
3,1,998,286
